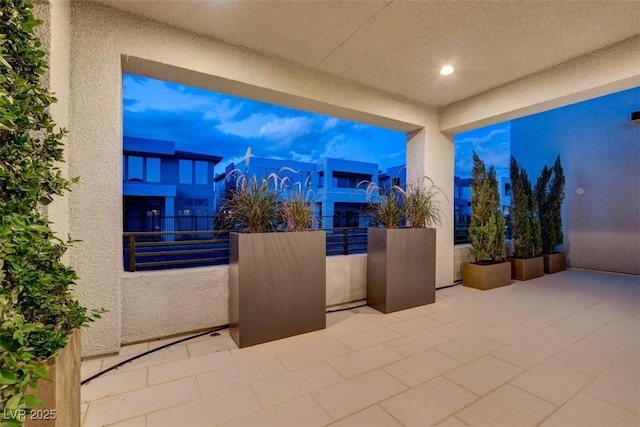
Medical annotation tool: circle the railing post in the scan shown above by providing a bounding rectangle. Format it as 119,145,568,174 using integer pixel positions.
343,229,348,255
129,235,136,272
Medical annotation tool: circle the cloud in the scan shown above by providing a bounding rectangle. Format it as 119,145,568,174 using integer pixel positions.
216,114,314,149
454,122,511,178
321,117,340,132
124,75,407,174
259,116,314,144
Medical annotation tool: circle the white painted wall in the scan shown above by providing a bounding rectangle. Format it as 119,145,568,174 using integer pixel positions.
440,36,640,135
121,254,367,344
61,1,453,356
511,87,640,275
34,0,72,243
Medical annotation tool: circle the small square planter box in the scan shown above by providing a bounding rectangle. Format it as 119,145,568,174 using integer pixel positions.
367,228,436,314
26,330,81,427
462,261,512,290
229,231,326,348
543,252,566,274
509,256,544,280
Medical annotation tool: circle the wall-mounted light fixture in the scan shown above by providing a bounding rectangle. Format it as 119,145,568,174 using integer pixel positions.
632,111,640,125
576,188,585,195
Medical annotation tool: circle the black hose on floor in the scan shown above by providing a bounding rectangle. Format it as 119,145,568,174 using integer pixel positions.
81,282,461,386
81,324,230,386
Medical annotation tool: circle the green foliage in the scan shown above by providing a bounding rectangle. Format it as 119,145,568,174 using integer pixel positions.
468,152,506,263
510,156,542,258
535,156,565,254
0,0,99,422
404,176,445,228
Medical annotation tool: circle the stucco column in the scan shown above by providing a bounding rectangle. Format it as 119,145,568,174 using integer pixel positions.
406,127,455,287
67,1,124,356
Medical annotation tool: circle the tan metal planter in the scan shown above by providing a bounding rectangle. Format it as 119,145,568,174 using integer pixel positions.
229,231,326,348
509,256,544,280
462,261,512,290
26,330,80,427
367,228,436,314
543,252,566,274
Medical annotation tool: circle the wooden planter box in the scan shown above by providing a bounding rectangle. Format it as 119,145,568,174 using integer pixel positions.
367,228,436,314
229,231,326,348
543,252,566,274
509,256,544,280
462,261,512,290
26,330,80,427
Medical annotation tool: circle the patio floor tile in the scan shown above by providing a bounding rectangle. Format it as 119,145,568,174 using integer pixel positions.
327,405,401,427
250,362,343,408
510,360,593,405
80,269,639,427
146,385,262,427
456,384,556,426
313,369,407,420
383,349,461,387
221,395,333,427
327,344,403,379
380,376,477,426
444,355,523,396
540,392,639,426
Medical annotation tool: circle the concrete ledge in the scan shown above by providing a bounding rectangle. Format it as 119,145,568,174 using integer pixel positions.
120,254,368,345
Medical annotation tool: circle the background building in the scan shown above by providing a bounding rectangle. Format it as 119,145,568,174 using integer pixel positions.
123,136,222,235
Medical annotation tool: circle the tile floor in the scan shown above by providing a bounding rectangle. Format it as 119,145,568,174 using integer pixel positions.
80,269,639,426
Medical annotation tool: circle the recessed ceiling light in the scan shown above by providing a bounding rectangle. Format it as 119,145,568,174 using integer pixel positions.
440,65,454,76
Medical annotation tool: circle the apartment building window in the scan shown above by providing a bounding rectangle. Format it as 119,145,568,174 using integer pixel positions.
124,155,161,182
147,158,161,182
318,172,324,188
332,172,372,189
195,161,208,185
179,160,193,184
180,160,209,184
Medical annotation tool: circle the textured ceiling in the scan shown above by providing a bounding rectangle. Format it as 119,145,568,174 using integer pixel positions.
94,0,639,107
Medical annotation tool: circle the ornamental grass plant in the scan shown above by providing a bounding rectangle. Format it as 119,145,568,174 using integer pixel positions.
221,151,318,233
404,175,444,228
360,171,445,229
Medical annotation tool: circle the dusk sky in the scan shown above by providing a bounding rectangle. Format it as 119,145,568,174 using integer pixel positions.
123,74,509,180
454,121,510,181
123,74,407,173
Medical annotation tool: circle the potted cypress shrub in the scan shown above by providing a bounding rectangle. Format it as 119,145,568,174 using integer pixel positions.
462,152,511,290
508,156,544,280
365,175,442,313
535,156,566,273
224,155,325,348
1,1,100,425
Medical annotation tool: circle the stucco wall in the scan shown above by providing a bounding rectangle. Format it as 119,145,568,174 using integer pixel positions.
511,87,640,275
34,0,72,243
121,254,367,344
65,1,453,356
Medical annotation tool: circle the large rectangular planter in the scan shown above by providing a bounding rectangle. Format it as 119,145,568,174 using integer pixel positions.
367,228,436,314
462,262,512,290
509,256,544,280
544,252,566,274
229,231,326,348
26,330,80,427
